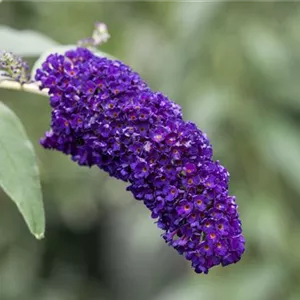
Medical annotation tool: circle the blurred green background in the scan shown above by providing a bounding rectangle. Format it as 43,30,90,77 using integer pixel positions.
0,2,299,300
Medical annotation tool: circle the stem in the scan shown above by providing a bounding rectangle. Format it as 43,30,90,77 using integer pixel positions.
0,80,49,97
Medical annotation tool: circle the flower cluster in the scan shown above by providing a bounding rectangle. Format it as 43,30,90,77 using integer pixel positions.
0,51,30,83
36,47,245,273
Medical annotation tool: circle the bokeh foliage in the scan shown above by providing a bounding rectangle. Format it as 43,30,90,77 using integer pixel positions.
0,2,300,300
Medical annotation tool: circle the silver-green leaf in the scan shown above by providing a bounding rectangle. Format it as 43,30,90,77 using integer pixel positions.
0,25,59,57
0,102,44,239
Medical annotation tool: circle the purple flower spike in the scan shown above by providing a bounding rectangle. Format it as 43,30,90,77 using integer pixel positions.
36,47,245,274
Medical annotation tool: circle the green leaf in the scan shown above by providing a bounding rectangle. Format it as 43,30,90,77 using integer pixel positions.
0,25,59,57
31,45,115,80
0,102,44,239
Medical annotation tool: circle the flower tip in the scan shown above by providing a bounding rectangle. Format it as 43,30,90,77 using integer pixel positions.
77,21,110,48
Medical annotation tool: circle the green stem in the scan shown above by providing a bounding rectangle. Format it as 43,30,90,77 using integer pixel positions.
0,80,49,97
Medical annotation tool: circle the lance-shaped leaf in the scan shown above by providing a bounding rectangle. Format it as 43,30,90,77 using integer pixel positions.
0,102,45,239
0,25,59,57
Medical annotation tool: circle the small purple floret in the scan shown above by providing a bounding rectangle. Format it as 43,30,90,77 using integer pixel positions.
36,47,245,273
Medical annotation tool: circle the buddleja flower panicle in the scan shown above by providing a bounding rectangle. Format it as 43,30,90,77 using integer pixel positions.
0,51,30,83
36,47,245,274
